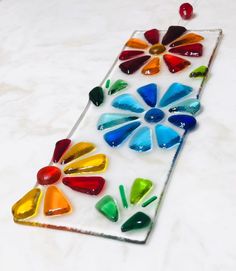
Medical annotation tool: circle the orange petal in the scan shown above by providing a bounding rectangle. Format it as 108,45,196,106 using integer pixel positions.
170,33,204,47
141,57,160,75
44,186,71,216
126,38,149,49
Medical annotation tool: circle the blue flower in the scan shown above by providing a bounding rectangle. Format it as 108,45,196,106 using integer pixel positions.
97,82,200,152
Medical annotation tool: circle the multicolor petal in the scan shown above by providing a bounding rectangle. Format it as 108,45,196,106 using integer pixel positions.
112,94,145,113
129,127,152,152
155,124,181,148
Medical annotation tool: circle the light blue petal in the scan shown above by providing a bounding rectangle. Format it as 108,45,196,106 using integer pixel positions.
129,127,152,152
112,94,145,113
97,113,139,130
169,98,201,115
104,121,141,147
137,83,158,107
155,124,180,148
159,83,192,107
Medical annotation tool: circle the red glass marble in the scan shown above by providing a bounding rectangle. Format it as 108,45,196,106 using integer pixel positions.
52,139,71,163
62,176,105,195
119,50,144,60
163,54,190,73
144,29,160,45
162,26,186,45
169,43,203,57
179,3,193,20
37,166,61,185
119,55,151,74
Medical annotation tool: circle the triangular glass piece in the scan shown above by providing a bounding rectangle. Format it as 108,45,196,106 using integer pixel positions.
169,98,201,115
170,33,204,47
119,50,144,60
163,54,191,73
168,114,197,130
159,82,193,107
12,188,42,220
89,86,104,106
112,94,145,113
121,212,151,232
60,142,95,164
119,55,151,74
104,121,141,147
95,195,119,222
189,65,208,78
130,178,153,204
141,57,160,75
155,124,180,148
162,26,187,45
52,139,71,163
108,79,128,95
125,38,149,49
62,176,105,195
169,43,203,57
44,186,71,216
129,127,152,152
63,154,108,174
137,83,158,107
144,29,160,44
97,113,139,130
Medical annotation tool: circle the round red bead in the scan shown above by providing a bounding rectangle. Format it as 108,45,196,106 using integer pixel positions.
179,3,193,20
37,166,61,185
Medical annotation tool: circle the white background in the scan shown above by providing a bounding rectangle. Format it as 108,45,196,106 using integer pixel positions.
0,0,235,270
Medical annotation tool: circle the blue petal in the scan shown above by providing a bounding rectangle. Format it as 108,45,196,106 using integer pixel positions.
129,127,152,152
112,94,145,113
168,114,197,130
137,83,158,107
97,113,139,130
155,124,180,148
159,83,192,107
169,98,201,115
104,121,141,147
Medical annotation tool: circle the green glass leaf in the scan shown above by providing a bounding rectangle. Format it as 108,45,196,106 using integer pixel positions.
121,212,151,232
95,195,119,222
130,178,153,204
89,86,104,106
189,65,208,78
108,79,128,95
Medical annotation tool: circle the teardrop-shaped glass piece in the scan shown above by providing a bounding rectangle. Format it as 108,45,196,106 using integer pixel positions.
170,33,204,47
159,83,193,107
37,166,61,185
141,57,160,75
149,43,166,55
129,127,152,152
137,83,158,107
119,50,144,60
144,108,165,123
89,86,104,106
44,186,71,216
119,55,151,75
144,29,160,44
12,188,42,220
108,79,128,95
189,65,208,78
112,94,145,113
62,176,105,195
61,142,95,164
97,113,139,130
63,154,108,174
168,114,197,130
104,121,141,147
130,178,153,204
169,43,203,57
52,139,71,163
163,54,191,73
162,26,187,45
169,98,201,115
121,212,151,232
155,124,181,148
95,195,119,222
126,38,149,49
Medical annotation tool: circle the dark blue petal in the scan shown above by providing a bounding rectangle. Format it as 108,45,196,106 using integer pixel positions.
104,121,141,147
137,83,158,107
168,114,197,130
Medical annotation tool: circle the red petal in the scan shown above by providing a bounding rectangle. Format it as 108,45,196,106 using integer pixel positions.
119,50,144,60
52,139,71,163
144,29,160,44
169,43,203,57
163,54,190,73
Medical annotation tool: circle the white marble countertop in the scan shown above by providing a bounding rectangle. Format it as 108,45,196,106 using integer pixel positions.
1,0,236,270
